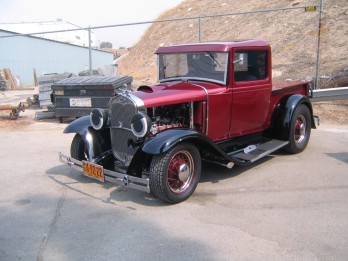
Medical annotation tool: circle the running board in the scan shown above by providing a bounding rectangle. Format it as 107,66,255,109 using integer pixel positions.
228,139,289,164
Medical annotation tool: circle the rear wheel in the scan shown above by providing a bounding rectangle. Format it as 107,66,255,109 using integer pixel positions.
285,104,311,154
149,143,201,204
71,134,88,160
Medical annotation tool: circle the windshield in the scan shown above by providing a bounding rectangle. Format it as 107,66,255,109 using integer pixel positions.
158,52,229,84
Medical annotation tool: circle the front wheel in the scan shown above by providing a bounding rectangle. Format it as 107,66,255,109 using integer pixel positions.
71,134,88,161
149,143,201,204
285,104,311,154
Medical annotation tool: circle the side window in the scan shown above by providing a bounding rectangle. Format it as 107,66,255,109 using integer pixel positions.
233,50,268,82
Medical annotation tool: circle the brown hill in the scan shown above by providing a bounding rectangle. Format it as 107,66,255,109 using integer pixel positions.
118,0,348,88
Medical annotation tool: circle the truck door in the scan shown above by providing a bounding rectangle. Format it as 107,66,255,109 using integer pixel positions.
229,49,271,137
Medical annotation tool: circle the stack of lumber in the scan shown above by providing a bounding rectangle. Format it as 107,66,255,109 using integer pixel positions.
38,72,73,107
0,69,18,90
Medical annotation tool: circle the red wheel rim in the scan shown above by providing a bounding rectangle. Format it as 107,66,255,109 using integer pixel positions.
294,115,306,144
167,150,194,193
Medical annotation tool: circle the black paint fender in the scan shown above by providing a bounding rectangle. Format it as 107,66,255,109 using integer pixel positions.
283,94,315,130
142,129,210,154
272,94,316,140
63,116,91,136
63,116,111,163
141,128,247,165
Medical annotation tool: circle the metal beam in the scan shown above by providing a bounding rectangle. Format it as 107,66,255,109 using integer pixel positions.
311,87,348,102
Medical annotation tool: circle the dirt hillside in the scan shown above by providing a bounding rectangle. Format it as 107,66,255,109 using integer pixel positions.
118,0,348,87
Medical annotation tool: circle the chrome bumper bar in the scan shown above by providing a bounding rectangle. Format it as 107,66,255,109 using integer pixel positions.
59,152,150,193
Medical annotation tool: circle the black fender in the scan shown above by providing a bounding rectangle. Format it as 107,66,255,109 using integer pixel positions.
272,94,316,140
141,128,248,166
63,116,111,163
63,116,91,136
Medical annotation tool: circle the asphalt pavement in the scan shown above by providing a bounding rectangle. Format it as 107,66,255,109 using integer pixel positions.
0,113,347,261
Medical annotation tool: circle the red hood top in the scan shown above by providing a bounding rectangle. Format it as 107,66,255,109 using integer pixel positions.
133,81,226,107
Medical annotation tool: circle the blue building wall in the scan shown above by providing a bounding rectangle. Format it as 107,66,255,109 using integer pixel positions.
0,30,113,87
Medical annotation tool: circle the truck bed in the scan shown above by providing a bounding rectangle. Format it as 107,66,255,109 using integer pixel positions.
272,80,310,96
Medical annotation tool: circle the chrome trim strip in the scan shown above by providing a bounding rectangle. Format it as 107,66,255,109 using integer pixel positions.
123,91,146,112
191,83,209,136
59,152,150,193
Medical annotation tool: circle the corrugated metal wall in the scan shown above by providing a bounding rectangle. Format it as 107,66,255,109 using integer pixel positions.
0,30,114,87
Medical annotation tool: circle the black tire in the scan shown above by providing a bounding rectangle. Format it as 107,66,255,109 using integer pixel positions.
71,134,88,161
285,104,311,154
149,143,201,204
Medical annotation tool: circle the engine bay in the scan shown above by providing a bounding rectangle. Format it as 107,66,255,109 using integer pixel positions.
147,103,191,135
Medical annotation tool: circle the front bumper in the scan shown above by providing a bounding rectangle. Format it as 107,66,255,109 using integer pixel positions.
59,152,150,193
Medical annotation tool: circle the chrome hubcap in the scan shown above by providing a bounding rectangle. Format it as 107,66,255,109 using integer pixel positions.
295,115,306,144
167,151,194,193
178,163,190,182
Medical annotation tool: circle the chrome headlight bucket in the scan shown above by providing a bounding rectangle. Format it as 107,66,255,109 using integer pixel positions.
90,108,108,130
131,112,151,138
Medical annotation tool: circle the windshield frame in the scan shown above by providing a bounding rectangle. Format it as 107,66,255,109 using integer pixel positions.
157,52,229,85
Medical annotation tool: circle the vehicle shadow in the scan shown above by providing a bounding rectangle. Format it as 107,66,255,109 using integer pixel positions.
46,165,166,207
326,152,348,164
200,156,272,183
46,155,274,207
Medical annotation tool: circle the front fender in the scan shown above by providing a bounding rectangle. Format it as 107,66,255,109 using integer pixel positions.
141,129,246,166
142,129,205,154
63,116,111,163
63,116,91,136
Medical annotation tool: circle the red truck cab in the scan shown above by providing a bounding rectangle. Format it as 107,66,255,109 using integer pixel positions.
154,40,311,139
59,40,318,203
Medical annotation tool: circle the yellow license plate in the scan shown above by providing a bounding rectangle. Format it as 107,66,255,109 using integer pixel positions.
82,161,104,182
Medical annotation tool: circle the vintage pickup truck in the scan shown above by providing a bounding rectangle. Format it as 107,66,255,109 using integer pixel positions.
59,39,318,203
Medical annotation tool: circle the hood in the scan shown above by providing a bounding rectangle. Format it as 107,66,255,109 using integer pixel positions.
133,81,211,107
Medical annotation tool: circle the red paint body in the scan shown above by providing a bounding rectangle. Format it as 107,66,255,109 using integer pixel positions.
133,40,309,142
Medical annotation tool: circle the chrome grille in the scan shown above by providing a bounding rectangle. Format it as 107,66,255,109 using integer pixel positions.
110,94,143,166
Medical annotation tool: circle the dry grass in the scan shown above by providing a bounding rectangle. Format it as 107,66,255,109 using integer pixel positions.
313,100,348,125
118,0,348,87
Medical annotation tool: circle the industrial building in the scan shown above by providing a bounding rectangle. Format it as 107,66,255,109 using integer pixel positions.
0,20,97,47
0,28,113,87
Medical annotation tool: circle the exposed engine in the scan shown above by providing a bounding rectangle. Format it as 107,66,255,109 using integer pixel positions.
147,103,191,135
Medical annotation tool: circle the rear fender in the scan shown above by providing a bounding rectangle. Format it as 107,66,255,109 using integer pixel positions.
64,116,111,163
273,94,316,140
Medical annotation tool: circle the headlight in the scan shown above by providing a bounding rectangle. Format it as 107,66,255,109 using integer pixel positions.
90,108,108,130
131,112,151,138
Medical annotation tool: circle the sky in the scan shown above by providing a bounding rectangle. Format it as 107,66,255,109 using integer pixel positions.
0,0,182,47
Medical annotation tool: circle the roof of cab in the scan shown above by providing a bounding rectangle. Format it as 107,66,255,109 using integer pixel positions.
155,39,269,54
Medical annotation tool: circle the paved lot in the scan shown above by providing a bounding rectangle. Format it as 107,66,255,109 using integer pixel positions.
0,112,347,261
